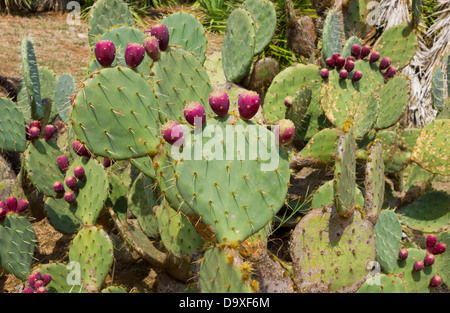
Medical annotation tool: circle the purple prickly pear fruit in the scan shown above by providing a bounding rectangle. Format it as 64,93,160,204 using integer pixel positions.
150,23,170,51
22,287,34,293
6,197,17,213
413,260,424,271
65,176,79,191
351,70,363,83
57,155,70,173
64,191,77,205
320,68,329,80
53,181,65,194
238,91,260,120
30,121,41,130
383,66,396,79
379,57,391,71
143,35,160,61
274,119,295,145
335,56,346,69
332,53,340,61
209,90,230,117
184,102,206,127
16,199,29,214
44,124,56,141
429,275,442,287
351,44,361,59
94,40,116,68
345,60,355,73
72,141,91,158
125,43,145,68
398,248,408,261
42,274,52,286
73,166,86,181
103,158,113,168
35,286,47,293
432,242,447,255
424,254,435,266
28,270,42,288
369,51,381,64
161,120,185,146
360,45,371,59
426,235,437,251
339,69,348,80
34,280,45,289
28,126,40,141
325,57,335,69
0,203,7,222
284,96,294,108
347,56,355,62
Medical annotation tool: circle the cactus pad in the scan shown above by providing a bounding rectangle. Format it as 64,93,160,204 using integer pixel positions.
322,9,342,61
0,98,26,152
375,75,409,129
357,274,408,293
44,197,82,235
374,210,402,274
364,140,385,224
54,73,76,123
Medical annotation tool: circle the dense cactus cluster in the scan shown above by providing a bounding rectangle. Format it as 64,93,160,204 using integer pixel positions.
0,0,448,294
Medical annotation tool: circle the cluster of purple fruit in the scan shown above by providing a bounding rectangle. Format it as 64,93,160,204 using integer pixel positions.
23,270,52,293
94,23,169,69
161,89,294,147
398,235,446,288
0,197,29,221
25,120,56,142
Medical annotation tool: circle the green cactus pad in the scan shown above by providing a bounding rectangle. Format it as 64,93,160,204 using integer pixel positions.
393,248,437,293
66,157,109,225
397,191,449,233
0,214,35,280
204,52,226,87
24,139,66,197
128,172,159,238
431,66,445,111
290,207,376,292
20,37,42,120
373,130,411,173
357,274,408,293
285,85,312,141
343,0,374,38
322,9,342,62
87,0,134,47
374,24,418,70
222,8,256,83
311,180,364,210
72,66,161,160
152,47,213,123
130,155,155,179
106,169,130,221
264,64,329,140
199,246,253,293
69,225,114,290
298,127,342,166
341,36,361,58
376,75,409,129
364,140,385,224
352,59,385,93
173,117,290,243
155,200,203,259
44,197,82,235
0,97,26,152
54,73,76,123
334,128,357,217
36,263,85,293
374,210,402,274
161,12,207,64
241,0,276,55
88,26,151,76
411,119,449,175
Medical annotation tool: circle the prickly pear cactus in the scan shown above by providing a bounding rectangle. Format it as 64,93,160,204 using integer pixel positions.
322,9,342,62
374,210,402,274
0,97,26,152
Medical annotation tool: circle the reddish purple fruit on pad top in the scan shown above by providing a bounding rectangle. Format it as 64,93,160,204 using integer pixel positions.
379,57,391,71
413,260,424,271
345,60,355,73
103,158,113,168
22,287,34,293
150,23,170,51
72,141,91,158
30,120,41,130
325,57,335,69
275,119,295,145
73,166,86,181
16,199,29,214
161,121,185,146
429,275,442,287
184,102,206,127
143,35,160,61
42,274,52,286
426,235,437,251
351,44,361,59
94,40,116,67
44,124,56,141
339,69,348,80
424,254,435,266
28,126,40,141
335,56,346,69
209,90,230,117
0,205,6,221
238,91,260,120
125,43,145,68
332,53,340,61
384,66,396,79
351,71,363,83
65,176,79,191
398,248,408,261
6,197,17,213
57,155,70,173
64,191,77,205
360,45,371,59
369,51,380,64
432,242,447,255
28,270,42,288
35,287,47,293
320,68,329,80
53,181,65,194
